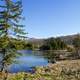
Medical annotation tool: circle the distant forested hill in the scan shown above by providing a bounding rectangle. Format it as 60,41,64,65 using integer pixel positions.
28,33,80,45
59,34,80,45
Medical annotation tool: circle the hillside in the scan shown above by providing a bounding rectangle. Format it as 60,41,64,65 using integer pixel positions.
27,33,80,45
59,33,80,45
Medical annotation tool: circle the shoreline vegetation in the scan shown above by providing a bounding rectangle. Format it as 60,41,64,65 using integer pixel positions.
0,35,80,80
0,60,80,80
0,34,80,80
0,0,80,80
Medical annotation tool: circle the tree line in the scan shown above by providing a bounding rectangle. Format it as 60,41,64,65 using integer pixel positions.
39,38,67,50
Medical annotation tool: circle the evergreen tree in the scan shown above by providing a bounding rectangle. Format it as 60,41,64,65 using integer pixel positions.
0,0,25,74
73,34,80,49
73,34,80,58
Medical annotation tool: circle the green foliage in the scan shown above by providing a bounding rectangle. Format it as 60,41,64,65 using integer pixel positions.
25,43,33,50
39,44,50,50
0,0,26,72
40,38,67,50
73,34,80,49
72,34,80,58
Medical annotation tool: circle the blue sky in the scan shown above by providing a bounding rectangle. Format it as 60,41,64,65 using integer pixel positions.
22,0,80,38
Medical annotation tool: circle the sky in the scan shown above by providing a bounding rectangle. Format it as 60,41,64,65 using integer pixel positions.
22,0,80,38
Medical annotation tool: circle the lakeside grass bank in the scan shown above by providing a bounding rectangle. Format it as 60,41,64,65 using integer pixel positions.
0,60,80,80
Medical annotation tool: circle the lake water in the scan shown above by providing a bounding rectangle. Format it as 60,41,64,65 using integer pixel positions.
8,50,49,73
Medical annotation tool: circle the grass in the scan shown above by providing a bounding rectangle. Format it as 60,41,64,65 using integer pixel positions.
0,60,80,80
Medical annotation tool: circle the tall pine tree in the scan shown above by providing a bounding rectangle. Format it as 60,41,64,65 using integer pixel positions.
0,0,26,72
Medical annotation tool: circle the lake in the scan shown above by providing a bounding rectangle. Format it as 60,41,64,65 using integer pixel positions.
8,50,49,73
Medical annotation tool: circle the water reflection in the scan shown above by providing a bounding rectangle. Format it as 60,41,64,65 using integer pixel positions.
0,50,60,73
8,50,48,73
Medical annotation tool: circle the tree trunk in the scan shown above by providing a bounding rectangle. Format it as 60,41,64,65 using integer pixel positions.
0,49,8,80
